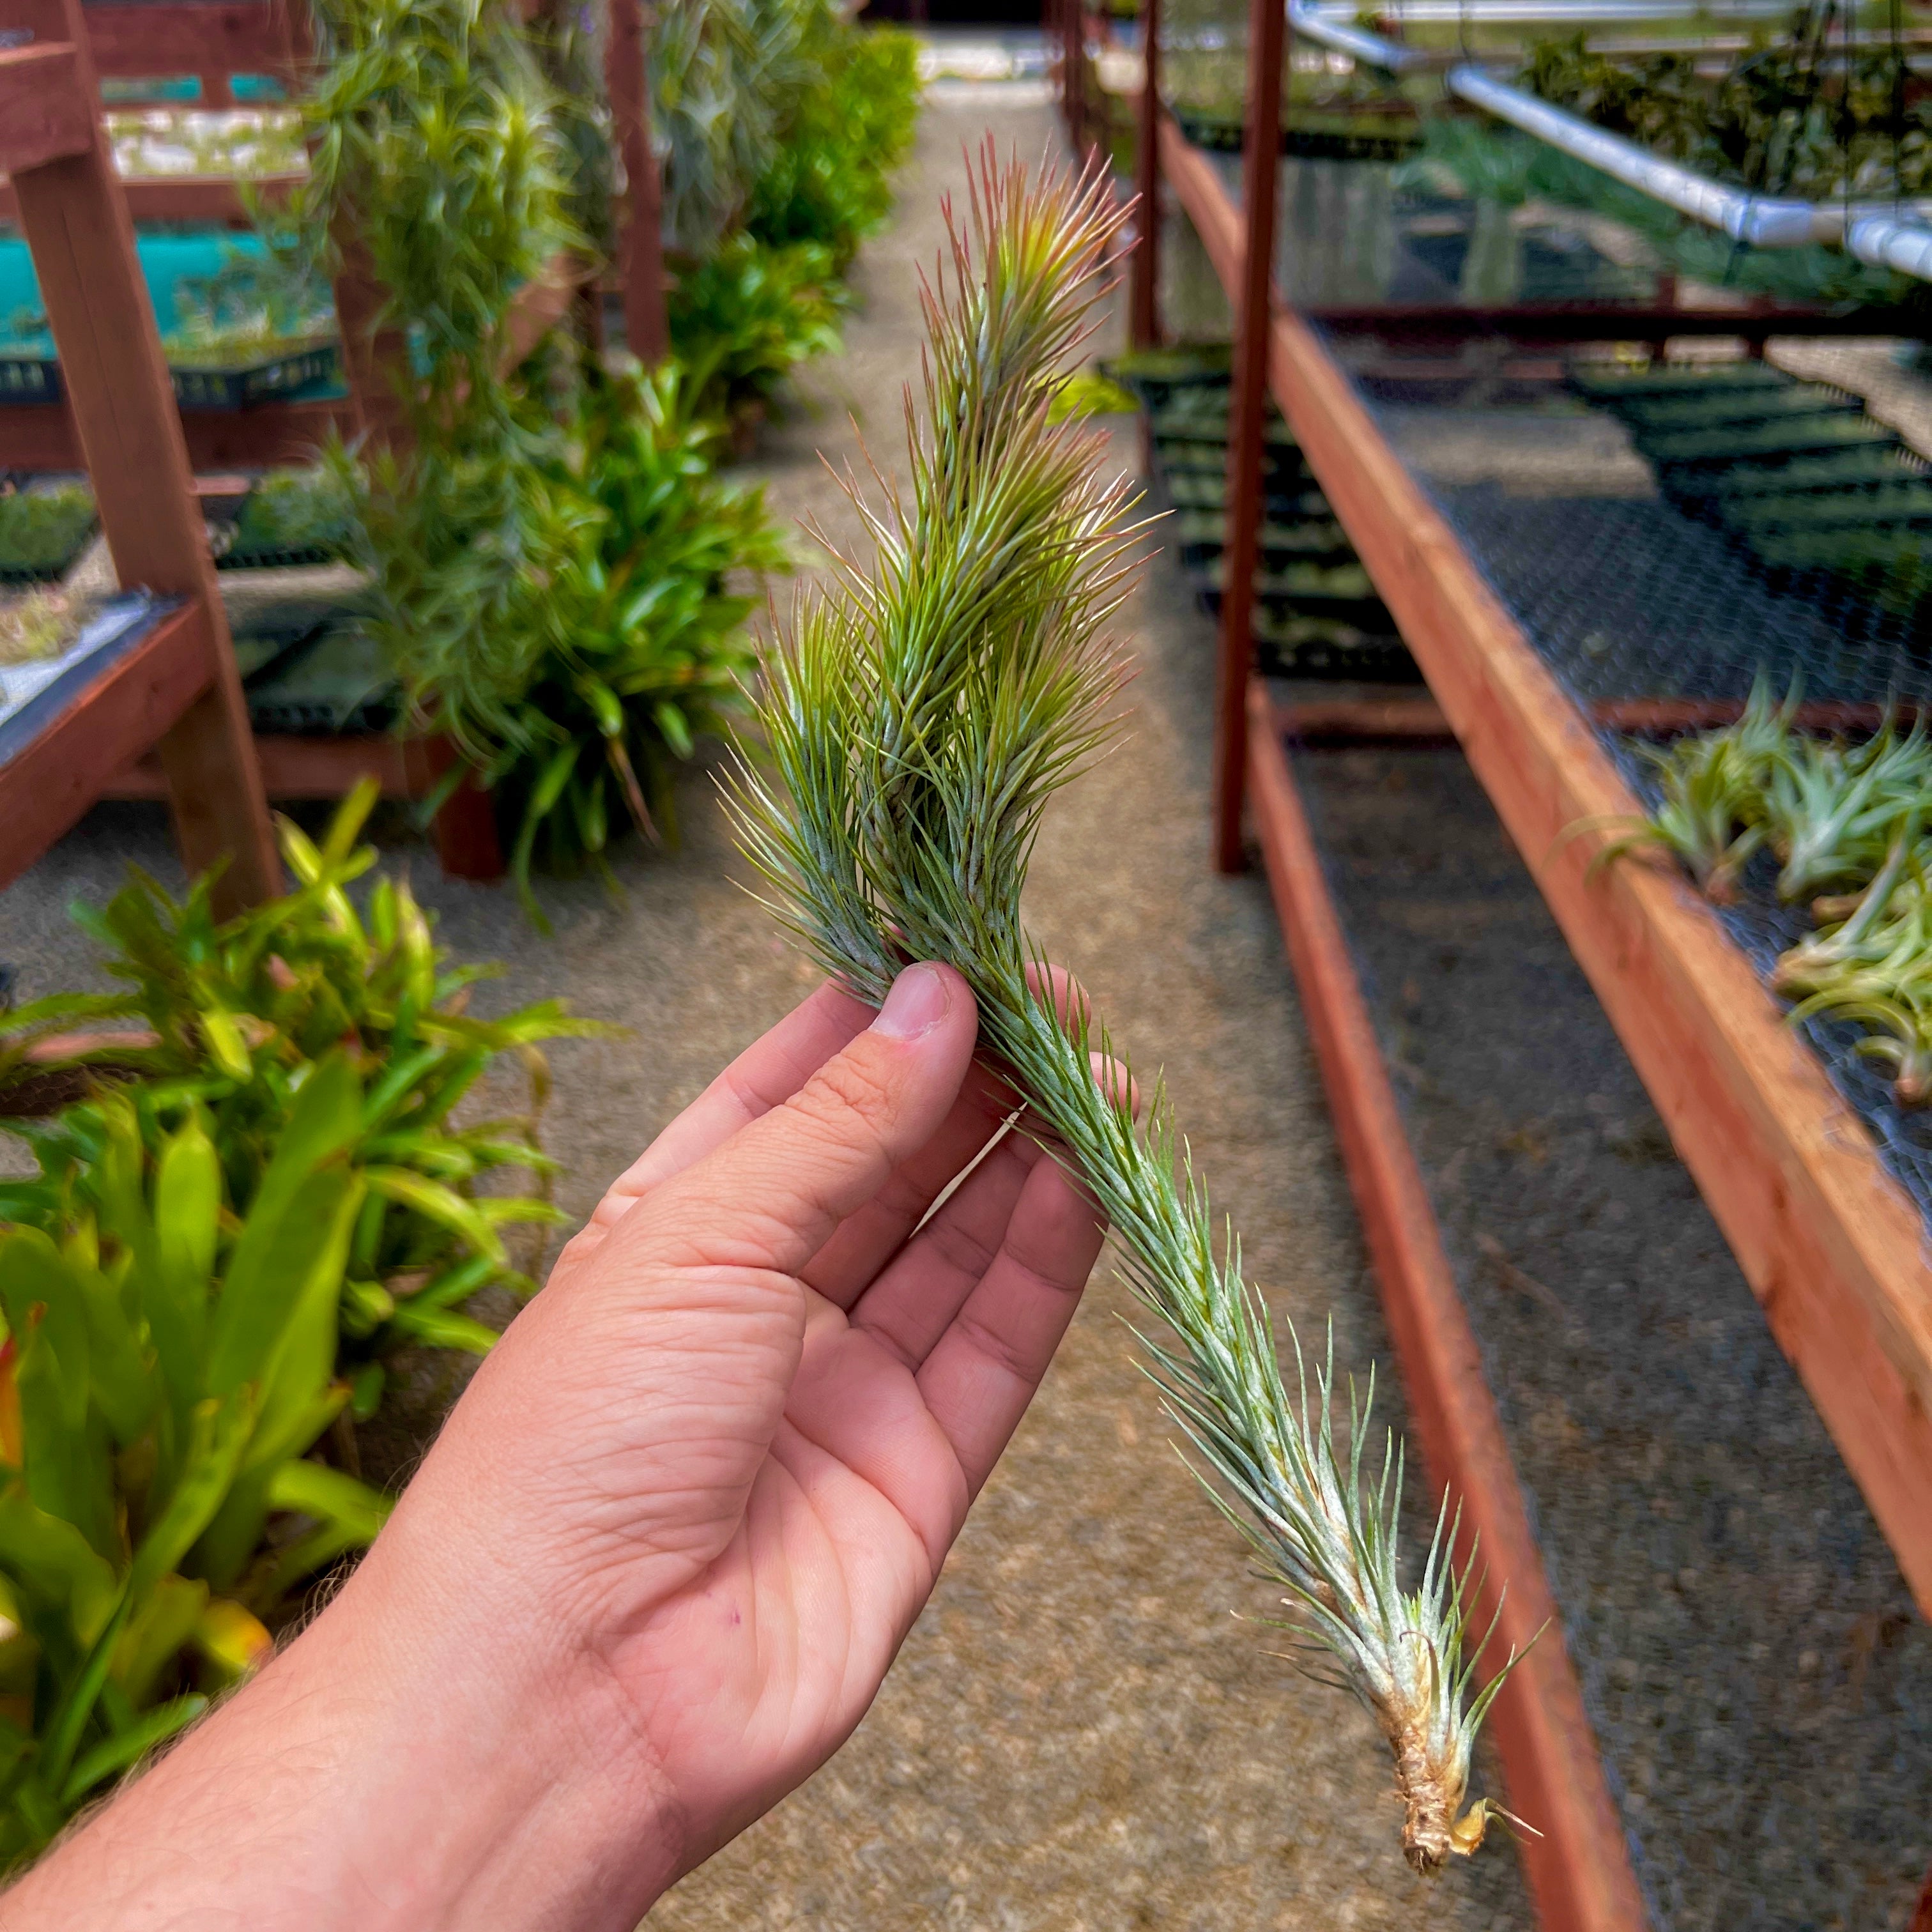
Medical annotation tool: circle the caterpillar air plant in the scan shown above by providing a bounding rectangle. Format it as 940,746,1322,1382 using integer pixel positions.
729,146,1527,1873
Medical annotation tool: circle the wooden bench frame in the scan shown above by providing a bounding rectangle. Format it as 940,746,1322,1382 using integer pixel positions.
1103,7,1932,1929
0,0,277,916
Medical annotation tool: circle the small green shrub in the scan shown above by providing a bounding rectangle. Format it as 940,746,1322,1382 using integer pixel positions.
668,234,845,424
745,24,921,270
0,489,96,581
349,360,786,916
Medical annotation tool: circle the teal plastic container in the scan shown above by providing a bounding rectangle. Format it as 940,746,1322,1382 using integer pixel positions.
0,227,272,350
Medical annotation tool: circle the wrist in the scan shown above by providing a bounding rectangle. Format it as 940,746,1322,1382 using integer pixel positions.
5,1533,684,1932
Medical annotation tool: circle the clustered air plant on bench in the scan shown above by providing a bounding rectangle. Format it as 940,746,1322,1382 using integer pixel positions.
1599,686,1932,1103
730,150,1525,1874
0,785,609,1860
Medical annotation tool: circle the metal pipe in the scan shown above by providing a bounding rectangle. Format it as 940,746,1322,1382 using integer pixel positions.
1446,66,1819,246
1846,212,1932,281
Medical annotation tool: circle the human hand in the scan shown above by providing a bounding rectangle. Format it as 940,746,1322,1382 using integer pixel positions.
9,964,1115,1932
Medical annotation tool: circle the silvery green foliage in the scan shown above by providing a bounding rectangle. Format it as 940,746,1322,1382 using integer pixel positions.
730,151,1522,1874
649,0,828,256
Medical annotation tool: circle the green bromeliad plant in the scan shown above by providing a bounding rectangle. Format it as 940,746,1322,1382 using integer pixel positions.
0,783,605,1393
0,1064,390,1867
669,234,846,425
731,151,1522,1874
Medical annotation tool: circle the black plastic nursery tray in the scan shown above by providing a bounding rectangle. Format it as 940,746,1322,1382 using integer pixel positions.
241,622,396,736
0,354,59,406
168,341,340,411
1170,104,1422,162
1109,348,1419,683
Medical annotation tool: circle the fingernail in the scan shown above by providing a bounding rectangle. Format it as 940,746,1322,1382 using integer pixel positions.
873,963,952,1040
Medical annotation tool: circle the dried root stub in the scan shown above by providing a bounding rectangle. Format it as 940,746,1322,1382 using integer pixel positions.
730,146,1526,1873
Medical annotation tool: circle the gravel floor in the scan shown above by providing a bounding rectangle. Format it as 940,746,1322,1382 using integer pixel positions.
0,88,1531,1932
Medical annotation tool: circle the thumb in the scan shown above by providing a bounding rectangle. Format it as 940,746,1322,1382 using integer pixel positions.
624,962,981,1276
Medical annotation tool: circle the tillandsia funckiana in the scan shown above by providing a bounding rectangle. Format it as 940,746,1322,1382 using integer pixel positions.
730,150,1521,1873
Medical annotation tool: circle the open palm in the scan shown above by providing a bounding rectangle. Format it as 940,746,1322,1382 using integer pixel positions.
385,965,1112,1880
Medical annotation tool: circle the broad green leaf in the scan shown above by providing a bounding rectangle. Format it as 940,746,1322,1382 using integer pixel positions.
362,1168,507,1267
204,1055,361,1397
265,1460,392,1545
112,1572,208,1708
384,1303,502,1354
148,1112,220,1411
0,1488,117,1639
59,1693,206,1808
128,1391,256,1602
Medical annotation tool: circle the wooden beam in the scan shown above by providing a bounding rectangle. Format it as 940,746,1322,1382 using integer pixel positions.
606,0,668,364
10,0,277,914
1130,0,1160,348
1271,694,1925,745
0,45,91,175
78,0,305,88
1209,0,1283,875
1245,681,1648,1932
1164,119,1932,1617
105,732,422,801
0,397,359,472
0,170,301,224
0,602,214,885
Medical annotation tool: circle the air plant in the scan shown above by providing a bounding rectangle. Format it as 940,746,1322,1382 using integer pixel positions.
1589,683,1793,902
1763,719,1932,903
1772,812,1926,998
731,151,1521,1874
1784,885,1932,1105
0,591,82,668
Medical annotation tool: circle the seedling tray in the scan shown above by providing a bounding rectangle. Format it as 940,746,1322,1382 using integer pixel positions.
1570,361,1792,402
0,592,166,744
1599,387,1863,436
1252,610,1418,681
1682,447,1931,502
168,341,339,411
0,355,60,407
1170,104,1421,162
242,624,396,735
0,493,97,585
1634,413,1901,468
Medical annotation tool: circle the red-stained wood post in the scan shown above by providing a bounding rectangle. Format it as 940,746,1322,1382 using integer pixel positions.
1209,0,1284,873
1130,0,1161,347
5,0,278,914
607,0,669,362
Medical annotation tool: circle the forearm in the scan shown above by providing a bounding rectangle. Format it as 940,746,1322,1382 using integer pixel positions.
0,1552,684,1932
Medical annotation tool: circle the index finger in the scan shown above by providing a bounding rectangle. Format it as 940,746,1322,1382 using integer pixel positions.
560,980,873,1268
